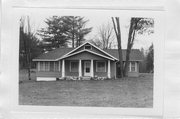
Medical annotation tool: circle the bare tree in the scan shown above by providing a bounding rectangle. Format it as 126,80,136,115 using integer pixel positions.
90,23,114,49
89,38,102,48
98,23,114,49
112,17,124,78
123,18,154,76
20,16,32,80
20,16,41,80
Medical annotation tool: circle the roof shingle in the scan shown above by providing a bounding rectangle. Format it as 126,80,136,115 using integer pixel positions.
33,48,73,60
33,48,143,61
104,49,143,61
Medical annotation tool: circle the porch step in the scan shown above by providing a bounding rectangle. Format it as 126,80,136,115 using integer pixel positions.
82,76,91,80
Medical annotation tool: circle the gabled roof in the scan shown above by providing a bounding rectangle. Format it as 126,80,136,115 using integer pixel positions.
62,42,118,60
60,49,115,61
33,42,143,61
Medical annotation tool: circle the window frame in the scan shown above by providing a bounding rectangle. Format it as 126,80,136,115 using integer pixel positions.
128,61,137,72
70,61,79,72
39,61,45,71
49,61,55,72
96,61,106,72
84,45,92,50
44,61,50,71
131,61,136,72
54,61,59,72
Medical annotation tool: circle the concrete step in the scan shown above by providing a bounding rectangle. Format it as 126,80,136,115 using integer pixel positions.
81,76,91,80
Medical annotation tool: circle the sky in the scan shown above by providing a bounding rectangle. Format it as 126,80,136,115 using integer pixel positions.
22,10,154,51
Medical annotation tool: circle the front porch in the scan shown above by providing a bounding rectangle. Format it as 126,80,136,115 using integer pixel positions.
63,59,112,78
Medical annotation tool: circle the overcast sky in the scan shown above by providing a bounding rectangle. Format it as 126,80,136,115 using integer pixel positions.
22,10,154,51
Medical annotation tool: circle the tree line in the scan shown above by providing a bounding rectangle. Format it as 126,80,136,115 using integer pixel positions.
19,16,92,67
139,44,154,73
19,15,154,80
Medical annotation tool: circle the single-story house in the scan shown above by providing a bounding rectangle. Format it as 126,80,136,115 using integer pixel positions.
33,42,143,81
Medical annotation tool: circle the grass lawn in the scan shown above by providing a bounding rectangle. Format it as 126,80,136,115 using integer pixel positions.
19,70,153,108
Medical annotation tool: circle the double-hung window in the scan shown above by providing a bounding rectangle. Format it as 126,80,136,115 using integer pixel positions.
49,61,59,71
40,62,44,71
44,62,49,71
70,61,78,72
39,61,59,72
54,62,59,71
50,62,54,71
128,62,136,72
96,61,106,72
131,62,136,72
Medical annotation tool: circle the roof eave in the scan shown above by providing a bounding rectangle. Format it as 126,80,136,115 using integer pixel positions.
58,49,116,61
32,59,57,61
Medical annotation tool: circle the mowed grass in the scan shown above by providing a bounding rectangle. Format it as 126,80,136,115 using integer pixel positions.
19,70,153,108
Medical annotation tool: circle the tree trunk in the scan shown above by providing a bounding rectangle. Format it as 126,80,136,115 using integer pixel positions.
124,47,131,77
112,17,124,78
117,41,124,78
124,18,137,77
27,41,31,80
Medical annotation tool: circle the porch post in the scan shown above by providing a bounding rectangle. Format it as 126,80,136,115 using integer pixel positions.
79,59,82,77
62,59,65,77
108,60,111,78
91,59,94,77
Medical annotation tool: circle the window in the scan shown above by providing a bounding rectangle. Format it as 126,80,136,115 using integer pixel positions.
39,62,49,71
84,45,92,50
54,62,59,71
131,62,136,72
70,61,78,72
50,62,54,71
128,63,130,72
45,62,49,71
128,62,136,72
96,61,106,72
49,61,59,71
40,62,44,71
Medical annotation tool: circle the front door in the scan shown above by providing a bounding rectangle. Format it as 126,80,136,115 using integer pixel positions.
84,61,91,76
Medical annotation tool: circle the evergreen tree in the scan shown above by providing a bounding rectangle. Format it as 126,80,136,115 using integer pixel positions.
139,47,147,73
65,16,92,47
38,16,92,50
146,44,154,73
38,16,70,51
